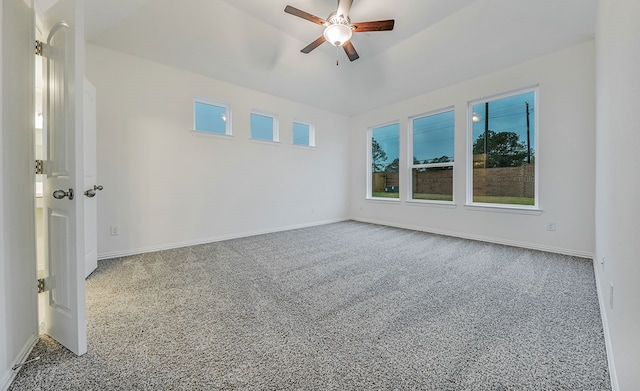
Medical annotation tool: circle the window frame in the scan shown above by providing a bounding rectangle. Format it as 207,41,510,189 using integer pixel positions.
292,120,315,147
366,120,401,201
192,97,232,137
250,110,279,142
408,106,455,204
466,86,540,211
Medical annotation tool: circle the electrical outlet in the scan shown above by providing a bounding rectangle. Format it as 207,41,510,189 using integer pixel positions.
546,222,556,231
110,226,120,236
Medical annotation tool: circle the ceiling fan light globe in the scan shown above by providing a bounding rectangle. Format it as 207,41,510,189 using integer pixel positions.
323,23,352,47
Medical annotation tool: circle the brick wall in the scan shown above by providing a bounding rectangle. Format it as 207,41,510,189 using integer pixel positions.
413,169,453,195
473,164,535,197
373,164,534,197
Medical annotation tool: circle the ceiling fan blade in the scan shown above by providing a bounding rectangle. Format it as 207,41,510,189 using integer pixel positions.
352,19,395,32
337,0,353,17
301,36,326,54
343,41,359,61
284,5,326,26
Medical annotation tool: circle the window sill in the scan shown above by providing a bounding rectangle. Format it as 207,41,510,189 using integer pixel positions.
292,144,316,150
406,200,457,209
191,130,233,140
366,197,401,203
464,203,542,215
250,138,280,146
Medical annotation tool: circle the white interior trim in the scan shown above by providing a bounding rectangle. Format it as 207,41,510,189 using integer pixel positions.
98,218,348,261
593,258,620,391
351,217,594,259
0,334,38,391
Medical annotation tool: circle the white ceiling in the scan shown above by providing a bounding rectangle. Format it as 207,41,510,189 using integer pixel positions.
85,0,597,115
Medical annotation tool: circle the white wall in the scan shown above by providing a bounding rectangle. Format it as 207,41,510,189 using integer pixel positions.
0,0,6,386
85,45,351,259
1,0,38,389
348,42,596,257
595,1,640,389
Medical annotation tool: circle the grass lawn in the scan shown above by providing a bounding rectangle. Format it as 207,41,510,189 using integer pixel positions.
371,193,453,201
371,193,533,206
412,193,453,201
372,192,399,199
473,196,535,205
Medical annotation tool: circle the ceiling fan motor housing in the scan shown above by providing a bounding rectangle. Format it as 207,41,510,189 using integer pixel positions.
284,2,394,61
324,12,353,47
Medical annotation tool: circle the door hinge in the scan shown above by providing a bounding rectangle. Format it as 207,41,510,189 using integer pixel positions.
35,40,43,56
35,160,44,175
37,278,46,294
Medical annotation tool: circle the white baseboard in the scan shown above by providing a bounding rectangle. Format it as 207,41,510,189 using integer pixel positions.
592,258,619,391
98,218,348,260
0,333,38,391
350,217,594,258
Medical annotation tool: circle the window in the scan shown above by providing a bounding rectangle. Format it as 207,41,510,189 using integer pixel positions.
251,111,279,142
368,122,400,199
409,109,455,202
469,88,536,207
293,121,315,147
193,98,231,135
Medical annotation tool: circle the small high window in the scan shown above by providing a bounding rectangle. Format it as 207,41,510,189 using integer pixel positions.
193,98,231,135
251,111,279,142
293,121,315,147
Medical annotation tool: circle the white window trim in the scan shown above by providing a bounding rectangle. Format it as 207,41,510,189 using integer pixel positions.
292,119,315,147
193,96,232,136
408,107,455,204
250,109,279,142
466,86,540,211
367,120,401,201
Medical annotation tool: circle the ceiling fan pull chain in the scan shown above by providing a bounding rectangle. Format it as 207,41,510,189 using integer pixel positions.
336,46,339,66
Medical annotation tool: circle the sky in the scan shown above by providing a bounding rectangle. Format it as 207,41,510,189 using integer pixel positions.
195,101,226,134
472,91,536,155
251,113,275,140
293,122,310,146
372,91,535,167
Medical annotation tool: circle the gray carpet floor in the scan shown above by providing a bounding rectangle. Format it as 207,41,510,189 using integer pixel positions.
9,221,610,390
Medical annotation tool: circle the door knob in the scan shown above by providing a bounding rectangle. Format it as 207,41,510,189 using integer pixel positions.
53,188,74,200
84,184,104,198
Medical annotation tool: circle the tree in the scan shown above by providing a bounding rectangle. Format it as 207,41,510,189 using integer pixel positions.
426,155,453,170
384,158,399,173
371,138,387,172
473,130,528,168
429,155,451,164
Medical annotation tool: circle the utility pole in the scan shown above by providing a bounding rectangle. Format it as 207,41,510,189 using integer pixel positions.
484,102,489,168
525,102,531,164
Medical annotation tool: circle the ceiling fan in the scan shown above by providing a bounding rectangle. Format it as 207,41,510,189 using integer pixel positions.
284,0,395,63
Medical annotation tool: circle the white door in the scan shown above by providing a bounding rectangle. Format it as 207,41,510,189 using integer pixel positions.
83,78,98,278
40,0,87,356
